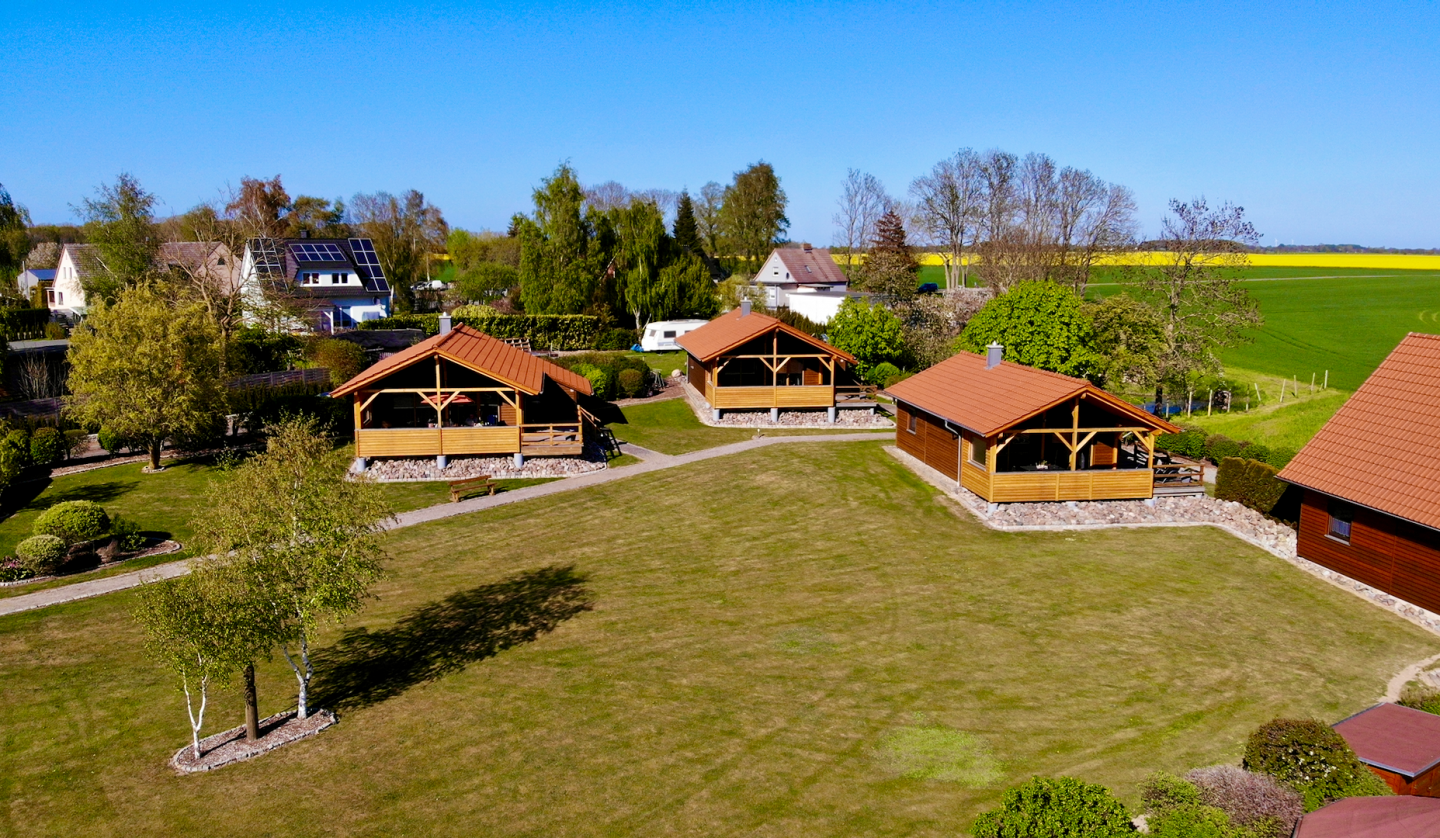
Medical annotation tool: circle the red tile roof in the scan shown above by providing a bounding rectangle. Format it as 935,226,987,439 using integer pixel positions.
675,308,855,364
770,247,849,286
1334,702,1440,778
883,350,1179,437
330,324,592,397
1279,333,1440,531
1295,796,1440,838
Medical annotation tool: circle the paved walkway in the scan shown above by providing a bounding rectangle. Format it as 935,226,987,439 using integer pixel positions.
0,432,892,618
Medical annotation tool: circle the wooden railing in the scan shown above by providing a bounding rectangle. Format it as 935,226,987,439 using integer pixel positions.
712,385,833,409
836,384,878,401
520,423,583,448
988,469,1154,502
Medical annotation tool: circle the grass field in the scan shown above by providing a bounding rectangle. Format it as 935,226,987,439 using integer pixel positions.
0,442,1432,836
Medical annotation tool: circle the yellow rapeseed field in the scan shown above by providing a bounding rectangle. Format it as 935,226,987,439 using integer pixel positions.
839,252,1440,270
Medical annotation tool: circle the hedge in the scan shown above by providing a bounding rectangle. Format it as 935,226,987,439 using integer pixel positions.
0,307,50,341
29,427,64,466
1157,427,1296,469
972,776,1136,838
357,313,602,349
1215,457,1302,522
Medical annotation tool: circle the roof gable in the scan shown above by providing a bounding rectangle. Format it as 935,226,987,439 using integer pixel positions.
675,308,855,364
884,351,1178,437
767,247,849,286
1279,333,1440,530
330,324,593,397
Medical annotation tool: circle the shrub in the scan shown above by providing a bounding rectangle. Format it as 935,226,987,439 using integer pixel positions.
617,368,645,398
108,514,147,552
0,556,33,582
1141,771,1202,812
867,362,901,387
15,534,66,576
1242,718,1392,811
971,776,1136,837
1156,427,1207,459
357,313,602,350
251,396,349,438
1205,434,1245,464
1186,765,1302,838
63,429,90,460
1264,447,1296,469
43,321,66,340
1399,683,1440,715
1146,804,1241,838
310,338,369,387
3,429,30,467
0,429,28,490
32,500,111,545
596,328,639,350
572,364,611,400
1215,458,1294,518
97,427,131,454
28,427,63,466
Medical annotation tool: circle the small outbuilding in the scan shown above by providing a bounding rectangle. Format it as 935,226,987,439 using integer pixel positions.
329,321,595,469
1334,703,1440,797
1293,795,1440,837
884,345,1182,503
677,304,859,421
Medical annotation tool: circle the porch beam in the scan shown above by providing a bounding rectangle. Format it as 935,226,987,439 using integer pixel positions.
1011,426,1154,434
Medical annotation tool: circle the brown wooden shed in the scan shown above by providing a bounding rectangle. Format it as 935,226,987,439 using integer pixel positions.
1279,333,1440,616
883,346,1181,503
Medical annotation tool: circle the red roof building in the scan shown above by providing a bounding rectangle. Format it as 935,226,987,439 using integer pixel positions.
1279,333,1440,616
1294,796,1440,837
1335,703,1440,796
884,346,1182,503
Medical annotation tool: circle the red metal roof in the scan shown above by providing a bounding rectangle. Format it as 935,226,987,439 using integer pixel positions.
329,324,593,397
883,350,1179,437
1295,796,1440,838
1335,703,1440,778
675,308,855,364
1279,333,1440,531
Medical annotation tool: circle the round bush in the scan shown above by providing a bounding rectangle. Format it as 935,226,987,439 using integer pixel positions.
1186,765,1302,838
15,534,66,575
33,500,112,546
29,427,64,466
4,429,31,467
572,364,612,400
1243,718,1392,811
618,368,645,399
1146,804,1235,838
97,427,128,454
867,362,901,387
972,776,1135,838
310,338,369,387
0,432,28,490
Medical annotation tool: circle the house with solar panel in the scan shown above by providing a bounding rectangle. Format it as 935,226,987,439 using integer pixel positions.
238,236,391,332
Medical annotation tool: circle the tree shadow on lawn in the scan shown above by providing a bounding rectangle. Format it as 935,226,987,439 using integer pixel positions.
0,478,139,518
309,565,594,711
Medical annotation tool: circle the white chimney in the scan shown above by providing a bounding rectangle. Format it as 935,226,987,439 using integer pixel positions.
986,343,1003,369
439,313,452,335
740,299,751,316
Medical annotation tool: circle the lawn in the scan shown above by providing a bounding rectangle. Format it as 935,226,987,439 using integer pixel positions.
1180,383,1351,451
1,442,1433,836
622,350,688,377
607,398,880,455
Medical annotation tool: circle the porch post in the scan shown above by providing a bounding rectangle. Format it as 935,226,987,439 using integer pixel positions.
1069,399,1080,471
828,406,837,423
770,407,779,422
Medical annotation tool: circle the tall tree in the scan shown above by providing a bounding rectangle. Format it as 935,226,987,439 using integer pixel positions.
1132,198,1262,412
832,169,890,279
957,280,1099,377
0,184,31,296
827,297,908,381
224,175,290,238
672,191,702,254
612,199,668,329
695,181,726,256
516,164,603,314
351,190,448,313
194,416,392,720
909,150,984,289
66,283,226,470
76,173,160,303
285,196,349,238
858,210,919,301
1085,292,1165,391
1053,169,1137,293
718,162,788,266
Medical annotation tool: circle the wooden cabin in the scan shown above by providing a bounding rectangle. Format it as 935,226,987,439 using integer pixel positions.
884,345,1181,503
329,323,595,468
1294,796,1440,837
1279,333,1440,616
676,304,860,421
1334,703,1440,798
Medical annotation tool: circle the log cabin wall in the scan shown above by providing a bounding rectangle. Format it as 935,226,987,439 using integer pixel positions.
896,403,959,481
1365,764,1440,798
1298,489,1440,616
688,355,708,395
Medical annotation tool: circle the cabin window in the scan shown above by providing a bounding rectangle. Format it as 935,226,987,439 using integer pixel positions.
906,413,917,434
647,329,656,337
1327,500,1355,543
301,272,322,285
970,437,988,470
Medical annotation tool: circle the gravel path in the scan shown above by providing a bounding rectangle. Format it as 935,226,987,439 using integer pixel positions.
0,432,892,617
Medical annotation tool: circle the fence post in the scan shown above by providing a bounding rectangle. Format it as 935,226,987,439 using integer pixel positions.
1323,370,1328,390
1310,373,1315,395
1207,389,1213,416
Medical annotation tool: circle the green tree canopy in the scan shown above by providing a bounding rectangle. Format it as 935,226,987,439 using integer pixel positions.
1085,292,1165,391
958,280,1099,377
0,184,32,295
351,190,448,313
77,173,160,303
517,163,606,315
719,162,788,265
827,297,907,381
673,191,702,254
66,283,226,470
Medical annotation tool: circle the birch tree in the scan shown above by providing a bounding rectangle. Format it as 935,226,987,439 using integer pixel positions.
194,416,392,719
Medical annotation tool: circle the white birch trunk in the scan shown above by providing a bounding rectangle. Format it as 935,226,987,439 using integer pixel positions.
182,671,210,759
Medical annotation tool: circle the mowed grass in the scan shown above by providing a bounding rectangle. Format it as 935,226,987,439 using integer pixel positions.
1,442,1433,837
607,398,877,455
1181,383,1351,451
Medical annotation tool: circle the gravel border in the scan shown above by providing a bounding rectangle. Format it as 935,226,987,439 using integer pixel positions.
171,709,337,774
680,381,894,429
887,445,1440,638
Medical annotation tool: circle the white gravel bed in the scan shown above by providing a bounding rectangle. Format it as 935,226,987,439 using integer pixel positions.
680,382,894,429
362,452,607,482
887,445,1440,636
171,709,337,773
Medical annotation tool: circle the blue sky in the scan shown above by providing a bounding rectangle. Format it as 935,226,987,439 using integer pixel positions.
3,0,1438,247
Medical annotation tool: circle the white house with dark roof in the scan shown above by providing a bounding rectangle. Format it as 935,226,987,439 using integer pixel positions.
48,242,237,317
239,237,392,332
752,244,853,323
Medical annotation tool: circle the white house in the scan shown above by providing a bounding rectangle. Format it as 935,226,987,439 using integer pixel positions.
49,242,238,318
239,237,391,332
751,244,854,323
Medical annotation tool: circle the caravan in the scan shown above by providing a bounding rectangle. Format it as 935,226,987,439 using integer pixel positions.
640,319,708,352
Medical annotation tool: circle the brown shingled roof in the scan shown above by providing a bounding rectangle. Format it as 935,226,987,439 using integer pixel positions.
676,308,855,364
883,350,1179,437
1295,796,1440,838
329,324,593,397
1279,333,1440,531
1334,702,1440,779
771,247,849,286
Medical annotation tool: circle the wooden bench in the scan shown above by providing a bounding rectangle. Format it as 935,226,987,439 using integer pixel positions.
448,475,497,502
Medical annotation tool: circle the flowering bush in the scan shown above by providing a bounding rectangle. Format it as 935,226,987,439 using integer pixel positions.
1242,718,1391,811
1186,765,1302,838
0,556,34,582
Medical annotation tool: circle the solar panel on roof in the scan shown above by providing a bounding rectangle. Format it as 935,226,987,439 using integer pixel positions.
348,238,387,281
292,242,346,262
